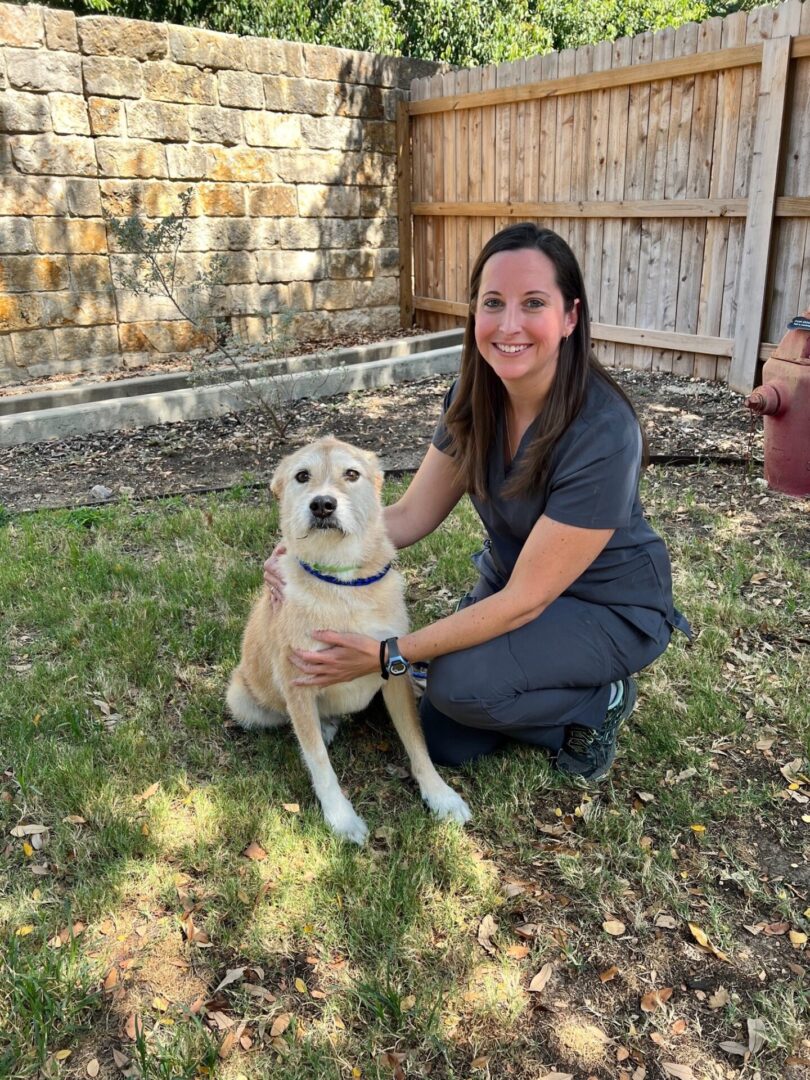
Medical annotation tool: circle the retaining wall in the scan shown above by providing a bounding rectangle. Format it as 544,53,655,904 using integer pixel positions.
0,5,439,385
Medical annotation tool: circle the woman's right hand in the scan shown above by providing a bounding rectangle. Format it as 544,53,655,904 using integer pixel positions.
263,544,287,608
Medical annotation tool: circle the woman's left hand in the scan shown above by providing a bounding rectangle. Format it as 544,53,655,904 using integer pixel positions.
290,630,379,687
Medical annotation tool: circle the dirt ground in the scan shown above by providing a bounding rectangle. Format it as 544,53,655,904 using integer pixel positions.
0,362,772,515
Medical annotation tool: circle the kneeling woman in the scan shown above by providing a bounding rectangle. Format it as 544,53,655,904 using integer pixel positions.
280,223,691,782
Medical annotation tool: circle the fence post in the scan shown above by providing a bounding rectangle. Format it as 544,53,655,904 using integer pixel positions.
396,100,414,328
729,34,792,393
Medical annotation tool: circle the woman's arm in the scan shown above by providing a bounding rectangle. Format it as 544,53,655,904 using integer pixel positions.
291,513,614,684
383,444,466,550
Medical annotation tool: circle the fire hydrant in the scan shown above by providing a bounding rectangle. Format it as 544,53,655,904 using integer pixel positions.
744,311,810,497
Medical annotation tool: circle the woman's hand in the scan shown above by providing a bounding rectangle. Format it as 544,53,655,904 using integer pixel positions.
263,544,287,608
290,630,379,687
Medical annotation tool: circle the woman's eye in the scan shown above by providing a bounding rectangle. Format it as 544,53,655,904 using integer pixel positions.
525,298,545,309
482,298,502,309
344,469,360,482
294,470,310,483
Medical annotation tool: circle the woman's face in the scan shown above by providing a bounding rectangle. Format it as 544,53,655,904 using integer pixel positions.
474,247,579,396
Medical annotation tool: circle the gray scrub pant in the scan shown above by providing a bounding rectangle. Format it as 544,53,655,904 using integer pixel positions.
420,580,671,767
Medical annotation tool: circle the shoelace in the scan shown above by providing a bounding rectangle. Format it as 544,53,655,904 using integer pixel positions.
564,725,597,754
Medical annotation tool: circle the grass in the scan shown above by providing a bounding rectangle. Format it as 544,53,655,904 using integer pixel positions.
0,469,808,1080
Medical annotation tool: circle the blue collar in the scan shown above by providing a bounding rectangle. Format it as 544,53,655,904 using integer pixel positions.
298,560,391,587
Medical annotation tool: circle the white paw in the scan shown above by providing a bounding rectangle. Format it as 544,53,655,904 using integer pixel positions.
423,785,472,825
324,800,369,845
320,717,340,747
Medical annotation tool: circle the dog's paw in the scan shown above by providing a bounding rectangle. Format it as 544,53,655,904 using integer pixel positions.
424,785,472,825
325,802,369,845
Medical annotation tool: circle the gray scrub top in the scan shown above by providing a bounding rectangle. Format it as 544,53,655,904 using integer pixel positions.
433,373,690,643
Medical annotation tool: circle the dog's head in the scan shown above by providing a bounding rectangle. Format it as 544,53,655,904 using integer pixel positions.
271,437,384,560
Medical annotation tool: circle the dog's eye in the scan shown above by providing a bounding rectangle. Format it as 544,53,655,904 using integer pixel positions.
344,469,360,482
294,470,310,483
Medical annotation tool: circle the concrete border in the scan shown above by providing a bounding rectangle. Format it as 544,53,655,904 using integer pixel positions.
0,330,463,447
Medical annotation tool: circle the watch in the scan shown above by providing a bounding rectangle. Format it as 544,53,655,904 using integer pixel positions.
382,637,409,677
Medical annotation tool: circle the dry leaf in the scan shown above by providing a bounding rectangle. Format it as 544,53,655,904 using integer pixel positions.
124,1013,140,1041
514,922,539,939
152,996,169,1012
506,944,530,959
218,1032,237,1059
103,967,119,991
671,1018,687,1034
477,914,498,954
294,977,308,994
135,782,159,803
636,791,655,803
655,914,678,929
471,1057,489,1068
616,1047,630,1061
747,1017,767,1054
674,767,697,783
112,1049,130,1069
528,963,553,993
780,758,804,782
270,1013,291,1038
603,919,626,936
641,986,673,1012
10,824,47,837
539,1073,574,1080
87,1059,100,1077
763,921,789,936
599,965,619,982
214,967,247,993
789,930,807,947
63,815,87,825
688,922,730,962
282,803,300,814
719,1040,748,1056
707,987,730,1009
242,841,267,861
661,1064,695,1080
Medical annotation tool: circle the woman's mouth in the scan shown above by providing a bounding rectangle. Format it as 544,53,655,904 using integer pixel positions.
494,343,530,355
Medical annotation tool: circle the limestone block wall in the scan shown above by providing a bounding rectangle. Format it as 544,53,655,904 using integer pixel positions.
0,4,438,385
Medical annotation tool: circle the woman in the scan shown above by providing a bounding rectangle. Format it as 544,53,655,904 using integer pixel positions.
272,223,691,782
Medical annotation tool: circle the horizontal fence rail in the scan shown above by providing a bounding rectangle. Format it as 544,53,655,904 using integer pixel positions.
402,2,810,391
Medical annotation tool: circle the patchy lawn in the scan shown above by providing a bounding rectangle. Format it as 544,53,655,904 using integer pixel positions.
1,398,808,1080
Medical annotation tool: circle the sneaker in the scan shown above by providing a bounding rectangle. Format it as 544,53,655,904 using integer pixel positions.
556,677,638,782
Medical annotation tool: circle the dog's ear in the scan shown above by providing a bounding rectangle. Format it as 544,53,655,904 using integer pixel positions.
270,461,286,499
362,448,384,494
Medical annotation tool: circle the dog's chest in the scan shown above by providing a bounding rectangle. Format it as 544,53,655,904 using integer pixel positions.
284,576,408,641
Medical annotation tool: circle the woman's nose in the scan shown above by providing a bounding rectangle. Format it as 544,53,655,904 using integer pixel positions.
498,304,522,334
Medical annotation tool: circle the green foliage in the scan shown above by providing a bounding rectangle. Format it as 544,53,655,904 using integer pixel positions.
57,0,781,63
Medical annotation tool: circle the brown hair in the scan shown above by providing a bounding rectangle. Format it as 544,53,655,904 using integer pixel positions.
444,223,646,499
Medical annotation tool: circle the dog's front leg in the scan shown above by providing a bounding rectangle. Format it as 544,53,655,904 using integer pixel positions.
381,678,471,825
285,688,369,845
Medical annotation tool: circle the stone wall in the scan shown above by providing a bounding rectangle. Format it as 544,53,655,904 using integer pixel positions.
0,5,438,385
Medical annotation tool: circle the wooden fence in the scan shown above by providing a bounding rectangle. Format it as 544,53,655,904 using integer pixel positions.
398,0,810,392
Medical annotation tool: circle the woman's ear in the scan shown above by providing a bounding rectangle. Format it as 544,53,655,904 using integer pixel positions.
565,298,580,338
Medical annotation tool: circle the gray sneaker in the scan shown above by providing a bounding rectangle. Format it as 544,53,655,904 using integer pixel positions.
556,677,638,782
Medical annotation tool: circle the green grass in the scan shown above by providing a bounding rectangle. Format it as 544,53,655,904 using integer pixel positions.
1,471,808,1080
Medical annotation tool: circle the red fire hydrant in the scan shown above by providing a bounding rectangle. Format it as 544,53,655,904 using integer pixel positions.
744,311,810,497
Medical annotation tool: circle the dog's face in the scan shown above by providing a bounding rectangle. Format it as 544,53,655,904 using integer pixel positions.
271,437,384,558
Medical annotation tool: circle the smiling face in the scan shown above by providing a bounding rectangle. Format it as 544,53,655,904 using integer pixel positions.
473,247,579,401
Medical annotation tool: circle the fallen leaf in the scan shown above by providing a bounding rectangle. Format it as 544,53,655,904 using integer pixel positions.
87,1059,100,1077
789,930,807,947
214,967,247,993
112,1049,130,1069
636,791,656,803
747,1017,767,1054
719,1041,748,1057
242,841,267,861
688,922,730,962
661,1064,695,1080
471,1057,489,1069
539,1073,574,1080
294,977,308,994
124,1013,140,1041
762,921,789,936
780,758,804,782
506,944,530,959
603,919,626,936
103,967,119,991
689,824,706,834
641,987,673,1012
528,963,553,993
674,767,697,783
63,815,87,825
15,925,34,937
135,782,159,803
616,1047,630,1061
477,914,498,954
270,1013,291,1038
707,987,730,1009
655,914,678,929
10,824,47,837
152,996,169,1012
599,965,619,982
514,922,538,939
218,1031,237,1059
282,803,300,814
671,1018,687,1034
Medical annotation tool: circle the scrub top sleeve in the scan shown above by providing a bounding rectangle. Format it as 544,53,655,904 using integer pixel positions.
431,381,458,453
544,420,642,530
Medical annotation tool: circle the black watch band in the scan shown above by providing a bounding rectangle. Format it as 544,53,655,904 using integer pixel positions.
383,637,409,677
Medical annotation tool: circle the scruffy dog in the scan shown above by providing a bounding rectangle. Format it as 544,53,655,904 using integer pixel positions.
227,436,471,844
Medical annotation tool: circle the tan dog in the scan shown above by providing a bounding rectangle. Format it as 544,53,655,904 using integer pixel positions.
226,436,471,844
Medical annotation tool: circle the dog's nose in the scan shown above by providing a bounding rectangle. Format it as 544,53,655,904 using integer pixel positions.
310,495,337,519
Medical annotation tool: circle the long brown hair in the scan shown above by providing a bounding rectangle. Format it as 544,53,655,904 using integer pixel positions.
444,223,646,499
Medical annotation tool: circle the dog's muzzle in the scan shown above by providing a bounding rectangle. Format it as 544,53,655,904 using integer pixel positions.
309,494,342,530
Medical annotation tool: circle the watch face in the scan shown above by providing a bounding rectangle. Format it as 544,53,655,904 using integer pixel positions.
389,658,409,676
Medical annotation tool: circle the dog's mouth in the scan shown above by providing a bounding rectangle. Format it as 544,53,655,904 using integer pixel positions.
308,516,344,533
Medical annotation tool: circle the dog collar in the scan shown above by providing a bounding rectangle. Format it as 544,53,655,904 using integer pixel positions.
297,560,391,587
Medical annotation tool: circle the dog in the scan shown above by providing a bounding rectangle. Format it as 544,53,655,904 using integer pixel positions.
226,436,471,844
